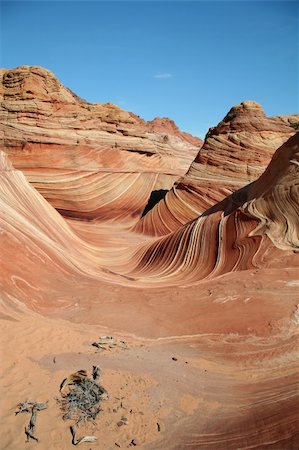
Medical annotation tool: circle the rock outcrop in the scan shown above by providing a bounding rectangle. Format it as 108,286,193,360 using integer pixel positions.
0,66,201,223
1,131,299,450
1,67,299,450
1,133,298,289
117,134,299,284
135,101,299,235
131,113,201,146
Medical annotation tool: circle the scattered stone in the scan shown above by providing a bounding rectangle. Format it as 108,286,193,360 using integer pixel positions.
130,438,140,446
117,420,125,427
157,422,161,432
117,416,128,427
92,336,128,352
172,357,178,361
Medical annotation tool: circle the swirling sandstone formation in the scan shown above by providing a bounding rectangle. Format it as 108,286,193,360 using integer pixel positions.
112,134,299,285
1,133,298,449
0,66,201,223
135,101,299,236
1,131,298,288
1,66,299,450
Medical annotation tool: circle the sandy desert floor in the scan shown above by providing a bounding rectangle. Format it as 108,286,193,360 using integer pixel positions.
1,263,299,450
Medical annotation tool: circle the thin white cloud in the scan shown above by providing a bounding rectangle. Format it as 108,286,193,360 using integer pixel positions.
154,73,173,79
117,98,126,106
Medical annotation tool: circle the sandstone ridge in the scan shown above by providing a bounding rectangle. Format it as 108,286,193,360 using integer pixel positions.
0,65,202,222
135,100,299,235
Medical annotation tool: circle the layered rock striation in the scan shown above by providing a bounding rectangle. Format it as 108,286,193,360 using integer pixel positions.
1,67,299,450
118,134,299,284
0,66,201,223
1,133,298,291
1,120,299,450
135,101,299,235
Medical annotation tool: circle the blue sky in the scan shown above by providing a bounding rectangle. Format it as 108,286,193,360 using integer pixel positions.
1,1,298,138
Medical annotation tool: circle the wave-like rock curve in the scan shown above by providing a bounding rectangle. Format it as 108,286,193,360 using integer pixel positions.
135,101,299,236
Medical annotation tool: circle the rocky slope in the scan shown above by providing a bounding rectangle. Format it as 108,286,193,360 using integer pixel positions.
135,101,299,235
0,65,201,223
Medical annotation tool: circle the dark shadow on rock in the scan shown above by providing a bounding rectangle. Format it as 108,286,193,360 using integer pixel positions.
141,189,168,217
200,183,253,218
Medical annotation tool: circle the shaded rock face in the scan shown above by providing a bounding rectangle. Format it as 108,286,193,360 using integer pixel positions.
135,100,299,235
0,65,201,222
